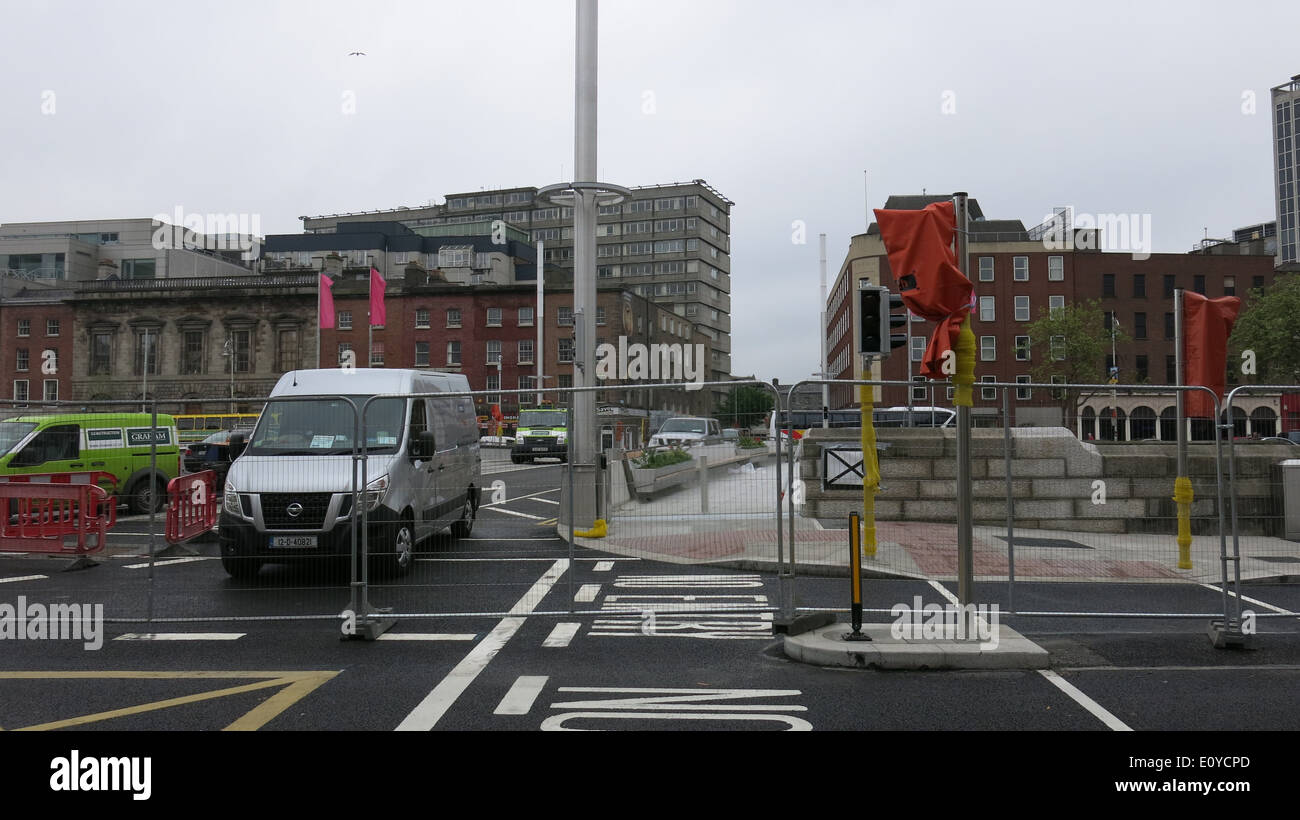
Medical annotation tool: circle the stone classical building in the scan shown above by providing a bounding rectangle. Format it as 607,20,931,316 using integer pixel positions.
67,274,317,411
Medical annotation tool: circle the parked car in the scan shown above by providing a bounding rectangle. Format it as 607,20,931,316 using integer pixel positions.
183,430,240,488
649,417,721,448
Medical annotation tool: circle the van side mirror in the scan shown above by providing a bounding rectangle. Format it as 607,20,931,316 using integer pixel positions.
229,433,247,460
412,431,436,459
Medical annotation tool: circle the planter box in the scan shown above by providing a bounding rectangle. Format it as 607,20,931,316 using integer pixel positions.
631,459,695,491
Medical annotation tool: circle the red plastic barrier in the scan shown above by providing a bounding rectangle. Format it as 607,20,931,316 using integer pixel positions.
0,471,119,492
166,470,217,544
0,482,116,554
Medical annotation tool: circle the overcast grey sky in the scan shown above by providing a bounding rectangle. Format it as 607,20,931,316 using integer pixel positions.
3,0,1297,384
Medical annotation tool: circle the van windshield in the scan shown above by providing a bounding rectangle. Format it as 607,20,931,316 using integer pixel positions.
245,397,406,455
0,421,37,457
519,411,567,428
660,419,707,434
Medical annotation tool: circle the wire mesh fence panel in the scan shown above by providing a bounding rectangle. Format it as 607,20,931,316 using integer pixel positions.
791,377,1300,622
584,380,782,571
0,400,178,623
146,394,361,622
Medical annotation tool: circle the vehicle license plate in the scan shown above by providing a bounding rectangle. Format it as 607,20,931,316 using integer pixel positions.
269,536,317,548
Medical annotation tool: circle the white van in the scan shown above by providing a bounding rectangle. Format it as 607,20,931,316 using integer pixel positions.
218,369,480,579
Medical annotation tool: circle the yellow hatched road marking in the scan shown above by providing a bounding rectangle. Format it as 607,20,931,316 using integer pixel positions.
0,670,339,731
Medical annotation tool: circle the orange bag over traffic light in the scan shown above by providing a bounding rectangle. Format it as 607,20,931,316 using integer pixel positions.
872,201,973,379
1183,291,1240,418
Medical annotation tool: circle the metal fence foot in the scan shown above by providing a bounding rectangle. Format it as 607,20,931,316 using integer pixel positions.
774,611,836,637
60,556,100,572
153,542,200,559
1207,619,1256,650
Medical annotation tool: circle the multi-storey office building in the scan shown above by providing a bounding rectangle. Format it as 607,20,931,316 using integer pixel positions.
298,180,735,391
827,196,1281,439
1273,73,1300,269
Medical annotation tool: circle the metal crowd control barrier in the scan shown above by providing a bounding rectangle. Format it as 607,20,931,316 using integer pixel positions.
165,470,218,544
780,377,1296,647
0,481,116,554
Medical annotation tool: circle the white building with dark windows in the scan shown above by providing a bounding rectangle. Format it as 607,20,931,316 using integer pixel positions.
0,218,253,283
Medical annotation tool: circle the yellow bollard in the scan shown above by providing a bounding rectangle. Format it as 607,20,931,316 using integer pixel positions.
1172,477,1193,569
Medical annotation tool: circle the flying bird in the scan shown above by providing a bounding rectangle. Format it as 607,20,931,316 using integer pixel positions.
348,51,366,56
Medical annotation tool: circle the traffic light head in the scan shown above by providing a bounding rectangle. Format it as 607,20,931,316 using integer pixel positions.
859,285,909,357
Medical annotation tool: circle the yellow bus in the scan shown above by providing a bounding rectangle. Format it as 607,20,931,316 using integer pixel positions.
173,413,260,442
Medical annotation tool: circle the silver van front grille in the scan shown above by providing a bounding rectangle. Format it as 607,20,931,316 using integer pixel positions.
261,493,332,529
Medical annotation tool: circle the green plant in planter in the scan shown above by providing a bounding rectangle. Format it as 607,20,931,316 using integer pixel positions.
633,448,693,469
737,435,766,449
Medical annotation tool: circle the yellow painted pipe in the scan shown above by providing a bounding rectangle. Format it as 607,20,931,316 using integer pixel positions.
860,383,879,557
1173,477,1193,569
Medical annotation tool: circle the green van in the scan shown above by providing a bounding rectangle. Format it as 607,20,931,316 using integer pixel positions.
0,413,181,514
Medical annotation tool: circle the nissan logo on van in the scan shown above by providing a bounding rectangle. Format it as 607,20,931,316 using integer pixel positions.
287,503,303,518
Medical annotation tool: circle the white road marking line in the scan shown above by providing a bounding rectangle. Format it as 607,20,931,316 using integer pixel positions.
481,506,546,520
376,633,477,641
543,623,581,647
495,676,549,715
0,574,49,583
122,557,214,569
114,633,245,641
1200,583,1296,615
593,561,614,572
575,584,601,602
928,580,960,606
528,497,560,505
396,558,568,731
460,538,562,542
1038,669,1132,731
418,557,563,563
480,488,560,508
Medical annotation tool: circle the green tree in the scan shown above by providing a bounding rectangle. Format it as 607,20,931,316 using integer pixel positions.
1228,273,1300,383
715,385,774,431
1023,299,1128,426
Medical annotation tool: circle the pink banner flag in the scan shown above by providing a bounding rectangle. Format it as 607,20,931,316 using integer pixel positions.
319,274,335,329
369,268,387,327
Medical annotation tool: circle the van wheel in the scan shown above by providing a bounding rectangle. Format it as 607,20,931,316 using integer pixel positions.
386,520,416,576
451,494,475,538
128,477,165,515
510,455,522,464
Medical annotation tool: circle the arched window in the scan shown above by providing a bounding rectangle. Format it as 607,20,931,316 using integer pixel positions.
1251,406,1278,438
1130,406,1157,440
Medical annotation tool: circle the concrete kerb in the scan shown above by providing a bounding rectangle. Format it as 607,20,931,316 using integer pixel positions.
782,623,1050,670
